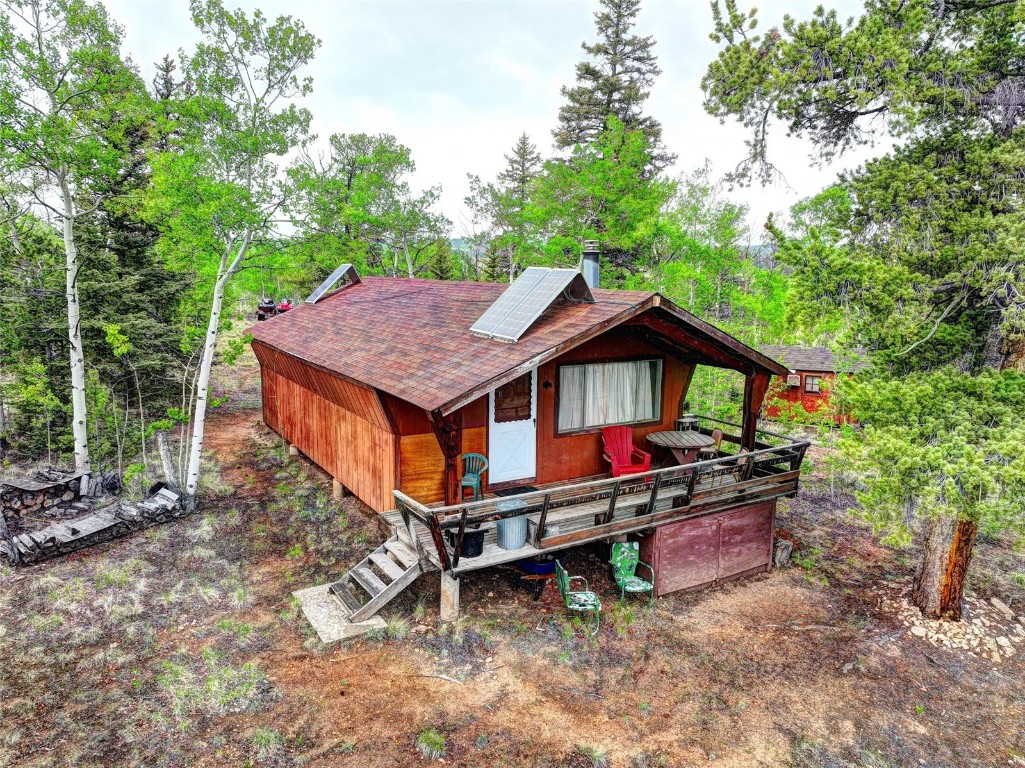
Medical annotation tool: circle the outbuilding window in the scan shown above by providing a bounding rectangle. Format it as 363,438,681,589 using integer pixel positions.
805,375,821,394
557,359,662,433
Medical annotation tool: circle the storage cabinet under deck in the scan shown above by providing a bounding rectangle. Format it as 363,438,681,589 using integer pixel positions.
638,500,776,596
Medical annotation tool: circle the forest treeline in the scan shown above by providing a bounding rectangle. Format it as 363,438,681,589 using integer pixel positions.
1,0,1023,617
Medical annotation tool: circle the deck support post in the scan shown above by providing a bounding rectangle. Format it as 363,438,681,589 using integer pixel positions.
287,442,299,457
440,571,460,623
741,371,772,451
332,479,344,501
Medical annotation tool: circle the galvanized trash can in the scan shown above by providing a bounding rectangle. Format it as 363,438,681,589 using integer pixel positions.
495,498,528,549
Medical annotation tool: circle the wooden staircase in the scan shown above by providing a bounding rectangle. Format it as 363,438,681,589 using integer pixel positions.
328,533,423,622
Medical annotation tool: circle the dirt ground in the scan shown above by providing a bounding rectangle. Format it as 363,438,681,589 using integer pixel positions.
2,406,1024,768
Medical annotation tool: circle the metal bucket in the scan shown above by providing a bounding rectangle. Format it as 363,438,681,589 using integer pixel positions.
496,515,527,549
495,499,528,549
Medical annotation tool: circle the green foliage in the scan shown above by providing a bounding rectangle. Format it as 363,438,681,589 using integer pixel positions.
250,727,283,761
706,0,1025,369
840,368,1025,545
554,0,673,171
290,132,450,281
577,743,611,768
533,117,675,279
464,132,544,280
0,360,66,460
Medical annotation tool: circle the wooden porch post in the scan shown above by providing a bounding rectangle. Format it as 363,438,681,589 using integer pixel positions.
429,410,462,506
741,371,771,450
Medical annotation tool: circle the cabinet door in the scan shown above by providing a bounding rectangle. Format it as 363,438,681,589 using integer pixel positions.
718,502,774,578
655,514,721,595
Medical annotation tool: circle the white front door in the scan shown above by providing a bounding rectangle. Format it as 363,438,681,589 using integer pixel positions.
488,368,537,485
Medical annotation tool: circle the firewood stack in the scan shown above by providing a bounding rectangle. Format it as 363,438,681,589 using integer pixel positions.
0,470,89,526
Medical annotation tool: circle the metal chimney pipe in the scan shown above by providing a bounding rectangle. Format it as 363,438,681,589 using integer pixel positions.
581,240,600,289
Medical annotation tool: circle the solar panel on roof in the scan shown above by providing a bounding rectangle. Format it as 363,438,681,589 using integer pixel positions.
470,267,594,342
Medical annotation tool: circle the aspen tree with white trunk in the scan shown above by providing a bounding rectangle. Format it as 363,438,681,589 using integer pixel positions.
0,0,145,487
148,0,319,511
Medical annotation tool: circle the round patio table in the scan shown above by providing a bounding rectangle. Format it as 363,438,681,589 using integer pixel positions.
645,430,715,465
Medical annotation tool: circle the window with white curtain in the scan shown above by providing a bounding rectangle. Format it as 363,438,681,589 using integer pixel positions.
557,359,662,433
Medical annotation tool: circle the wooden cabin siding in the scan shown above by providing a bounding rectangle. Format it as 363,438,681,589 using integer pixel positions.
252,341,394,431
253,340,398,511
262,368,397,511
399,433,445,503
535,330,693,485
385,393,489,505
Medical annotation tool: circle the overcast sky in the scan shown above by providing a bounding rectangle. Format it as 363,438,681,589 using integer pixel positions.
105,0,879,241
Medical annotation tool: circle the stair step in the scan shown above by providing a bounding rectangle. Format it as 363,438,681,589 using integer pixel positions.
329,578,363,613
369,551,405,582
349,560,423,623
351,565,387,597
384,539,418,569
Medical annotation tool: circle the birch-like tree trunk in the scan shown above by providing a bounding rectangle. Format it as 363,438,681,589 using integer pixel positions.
182,240,249,510
60,173,91,490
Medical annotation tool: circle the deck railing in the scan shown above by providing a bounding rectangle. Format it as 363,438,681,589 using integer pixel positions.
393,417,810,573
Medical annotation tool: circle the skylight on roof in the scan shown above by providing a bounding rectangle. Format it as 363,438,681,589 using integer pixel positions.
305,264,360,304
469,267,594,343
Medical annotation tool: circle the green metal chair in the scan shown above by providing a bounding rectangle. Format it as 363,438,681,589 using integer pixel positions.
459,453,489,501
554,559,601,635
609,541,655,604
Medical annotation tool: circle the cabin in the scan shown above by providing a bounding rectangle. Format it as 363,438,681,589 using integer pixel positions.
250,256,810,626
759,345,868,423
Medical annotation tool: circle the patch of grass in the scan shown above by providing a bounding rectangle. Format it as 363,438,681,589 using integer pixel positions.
611,601,637,635
385,616,411,641
284,544,304,559
216,618,255,645
415,728,446,760
27,613,63,632
156,648,275,723
412,598,427,621
792,546,823,571
577,743,610,768
94,559,141,590
251,726,283,761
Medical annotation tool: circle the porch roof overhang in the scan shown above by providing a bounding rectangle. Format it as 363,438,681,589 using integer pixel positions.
248,277,787,418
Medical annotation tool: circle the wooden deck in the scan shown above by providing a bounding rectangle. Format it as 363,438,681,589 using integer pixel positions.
383,420,810,576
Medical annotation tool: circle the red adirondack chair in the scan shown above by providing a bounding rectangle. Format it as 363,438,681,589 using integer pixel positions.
601,426,651,477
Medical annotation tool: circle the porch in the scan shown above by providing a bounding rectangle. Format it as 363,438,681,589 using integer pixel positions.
386,416,809,575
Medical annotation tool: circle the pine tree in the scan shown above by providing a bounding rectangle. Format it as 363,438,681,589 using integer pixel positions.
554,0,673,172
497,133,542,204
427,239,456,281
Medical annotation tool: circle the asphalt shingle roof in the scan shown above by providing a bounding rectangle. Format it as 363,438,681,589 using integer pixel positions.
758,345,869,373
250,276,789,415
250,277,655,413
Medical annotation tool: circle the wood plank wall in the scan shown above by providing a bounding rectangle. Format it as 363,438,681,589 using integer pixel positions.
534,329,692,485
386,392,488,505
254,342,397,511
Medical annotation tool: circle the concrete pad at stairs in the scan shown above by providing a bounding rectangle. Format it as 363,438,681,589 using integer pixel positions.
293,584,386,644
